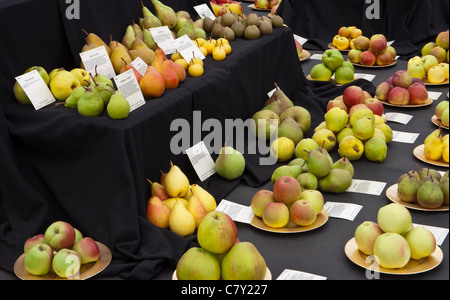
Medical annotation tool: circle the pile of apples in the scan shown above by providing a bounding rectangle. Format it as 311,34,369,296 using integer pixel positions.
146,162,217,237
421,30,449,63
347,33,396,66
354,203,437,269
435,100,449,128
176,211,267,280
210,0,243,16
22,221,101,278
332,26,364,50
375,70,430,105
310,49,355,84
253,0,280,10
397,167,448,208
407,55,449,84
423,127,449,163
250,176,326,229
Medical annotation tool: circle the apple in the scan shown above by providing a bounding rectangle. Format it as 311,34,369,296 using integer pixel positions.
338,26,350,38
289,200,317,226
250,190,275,218
411,77,425,85
429,46,447,63
421,55,439,72
348,105,373,126
407,62,426,80
436,30,449,50
72,237,100,264
427,65,446,83
353,36,370,51
343,85,365,108
348,49,362,64
373,233,411,269
392,70,412,88
25,66,50,85
24,234,46,254
369,34,387,53
322,49,344,71
44,221,76,251
334,66,354,84
299,189,324,214
364,98,384,116
376,50,393,65
404,227,436,260
74,228,83,243
262,202,290,228
375,81,393,101
24,243,54,276
385,46,397,60
435,100,449,119
359,50,376,66
197,211,238,254
388,87,410,105
310,63,332,81
294,39,303,59
377,203,412,234
176,247,221,280
354,221,384,255
408,82,429,104
326,98,348,112
272,176,302,205
52,249,82,278
280,106,311,134
49,70,81,101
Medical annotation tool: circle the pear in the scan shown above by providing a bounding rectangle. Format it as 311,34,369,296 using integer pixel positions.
259,19,273,35
296,172,318,190
129,47,156,65
110,44,133,74
163,197,188,210
305,149,331,178
132,20,143,40
397,171,420,203
318,168,353,193
142,29,157,51
424,128,441,145
176,10,191,21
141,2,162,29
325,107,349,133
122,25,136,50
150,0,177,29
159,60,179,89
271,14,284,28
231,18,245,38
211,20,225,39
82,29,111,56
424,134,444,161
331,156,354,176
169,200,196,237
107,90,130,120
190,184,217,213
221,242,267,280
65,86,85,108
440,174,449,205
215,146,246,180
77,86,104,117
140,65,165,98
174,17,188,32
244,25,260,40
146,195,171,229
221,12,237,27
271,165,302,183
277,117,303,145
90,76,113,105
352,116,375,141
164,162,190,198
187,195,207,228
417,181,444,208
264,82,294,114
147,179,170,200
203,16,215,34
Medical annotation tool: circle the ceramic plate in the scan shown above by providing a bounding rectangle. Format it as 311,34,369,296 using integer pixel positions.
376,97,433,108
345,238,443,275
431,115,449,129
172,267,272,280
385,184,449,211
422,78,449,86
413,144,449,167
250,209,328,233
327,43,350,52
300,50,311,61
352,60,397,68
14,242,112,280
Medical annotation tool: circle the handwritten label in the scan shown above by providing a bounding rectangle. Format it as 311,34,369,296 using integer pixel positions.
79,46,116,79
15,70,55,110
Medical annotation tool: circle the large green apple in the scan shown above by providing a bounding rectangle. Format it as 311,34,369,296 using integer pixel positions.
404,227,436,260
52,249,81,278
197,211,238,254
334,66,354,84
176,247,221,280
24,243,54,276
373,233,411,269
322,49,344,71
310,63,332,81
377,203,412,234
407,62,426,80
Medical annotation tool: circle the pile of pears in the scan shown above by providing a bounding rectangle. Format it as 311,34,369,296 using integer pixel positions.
146,162,217,237
424,126,449,163
397,167,448,208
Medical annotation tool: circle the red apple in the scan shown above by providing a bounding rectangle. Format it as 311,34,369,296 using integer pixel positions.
375,81,393,101
392,70,412,88
376,50,393,65
24,234,46,254
364,98,384,116
72,237,100,264
289,200,317,226
359,50,376,66
408,82,429,104
197,211,238,254
369,34,387,53
262,202,290,228
411,77,425,86
44,221,76,251
272,176,302,205
386,76,393,85
294,39,303,59
326,98,348,113
250,189,275,218
388,87,410,105
343,85,365,108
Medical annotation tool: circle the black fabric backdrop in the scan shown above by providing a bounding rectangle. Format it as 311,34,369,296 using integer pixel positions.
277,0,449,58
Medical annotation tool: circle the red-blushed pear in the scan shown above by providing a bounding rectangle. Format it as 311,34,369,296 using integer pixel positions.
369,34,387,53
146,195,171,229
24,234,46,254
52,249,81,278
364,98,384,116
294,39,303,59
374,233,411,269
359,50,376,66
140,65,165,98
170,59,186,83
408,82,429,104
377,203,412,234
159,60,179,89
262,202,289,228
392,70,412,88
72,237,100,264
272,176,302,205
187,195,208,228
375,81,393,101
354,221,384,255
197,211,238,254
289,199,317,226
404,227,437,260
44,221,76,251
326,98,348,112
24,244,54,276
119,58,142,83
250,189,275,218
343,85,365,108
388,87,410,105
147,179,170,200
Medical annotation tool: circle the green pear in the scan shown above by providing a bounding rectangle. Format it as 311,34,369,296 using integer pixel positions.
364,136,387,162
271,165,302,183
305,149,331,178
142,29,157,51
107,91,130,120
397,171,420,203
277,117,303,145
169,200,196,237
352,116,374,141
122,25,136,50
221,242,266,280
65,86,85,108
331,156,354,176
176,19,196,40
251,110,280,140
215,146,245,181
164,162,190,198
296,172,318,190
141,2,162,29
417,181,444,208
294,138,319,160
440,174,449,205
264,82,294,115
77,86,104,117
318,168,353,193
150,0,177,29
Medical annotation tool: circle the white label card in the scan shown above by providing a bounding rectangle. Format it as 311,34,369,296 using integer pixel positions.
149,26,176,54
130,57,148,77
385,112,413,124
113,69,145,112
176,34,206,63
277,269,327,280
194,3,216,20
216,200,255,224
79,46,116,79
346,179,386,196
354,73,375,81
185,141,216,181
428,91,442,100
310,53,323,60
323,202,362,221
15,70,56,110
387,40,395,46
293,34,308,45
392,130,420,143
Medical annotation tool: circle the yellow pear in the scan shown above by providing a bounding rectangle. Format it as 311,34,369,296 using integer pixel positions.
424,135,444,161
190,184,217,212
187,196,207,228
110,45,132,75
164,162,190,198
146,196,171,229
169,200,196,237
131,38,148,50
163,197,188,210
184,185,192,200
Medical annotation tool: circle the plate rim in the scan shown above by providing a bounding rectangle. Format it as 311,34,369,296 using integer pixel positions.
413,144,449,167
422,78,449,86
431,115,449,129
300,50,311,61
248,4,271,11
352,59,397,68
376,97,433,108
386,183,449,211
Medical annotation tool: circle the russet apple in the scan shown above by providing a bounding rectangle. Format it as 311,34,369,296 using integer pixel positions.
373,233,411,269
392,70,412,88
369,34,387,53
44,221,76,251
52,249,81,278
72,237,100,264
262,202,289,228
289,200,317,226
197,211,238,254
354,221,384,255
377,203,412,234
375,81,393,101
408,82,429,104
388,87,410,105
24,243,54,276
24,234,46,254
359,50,376,66
363,98,384,116
404,227,436,260
343,85,365,108
250,189,275,218
338,26,350,38
272,176,302,205
353,36,370,51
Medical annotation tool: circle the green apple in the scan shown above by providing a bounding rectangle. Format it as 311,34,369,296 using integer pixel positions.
24,243,54,276
197,211,238,254
322,49,344,71
299,189,324,214
347,49,362,64
403,227,436,260
310,63,332,81
334,66,354,84
251,190,275,217
52,249,81,278
377,203,412,234
24,234,46,254
215,146,246,180
421,55,439,72
295,138,319,160
25,66,50,85
407,62,426,80
373,233,411,269
421,42,436,56
354,221,384,255
341,60,354,72
176,247,221,280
